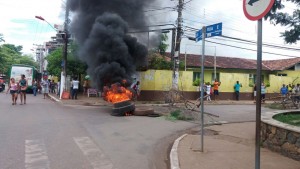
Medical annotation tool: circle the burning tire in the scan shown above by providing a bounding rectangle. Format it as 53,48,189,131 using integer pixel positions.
111,100,135,116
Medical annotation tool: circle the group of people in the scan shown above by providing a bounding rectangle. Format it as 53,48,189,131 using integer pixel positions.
280,83,300,97
200,79,221,101
236,82,267,102
5,75,59,105
6,74,28,105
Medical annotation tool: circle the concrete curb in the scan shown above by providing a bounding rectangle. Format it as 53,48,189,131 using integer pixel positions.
48,94,61,103
170,134,187,169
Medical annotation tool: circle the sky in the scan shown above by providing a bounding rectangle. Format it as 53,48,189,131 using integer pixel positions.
0,0,64,54
0,0,299,60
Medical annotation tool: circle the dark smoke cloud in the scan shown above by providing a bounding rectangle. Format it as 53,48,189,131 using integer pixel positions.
68,0,156,90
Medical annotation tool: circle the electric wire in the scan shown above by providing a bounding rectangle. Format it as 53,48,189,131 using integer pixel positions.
204,39,299,58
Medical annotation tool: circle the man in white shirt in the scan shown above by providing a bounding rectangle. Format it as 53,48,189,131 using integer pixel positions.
71,77,79,100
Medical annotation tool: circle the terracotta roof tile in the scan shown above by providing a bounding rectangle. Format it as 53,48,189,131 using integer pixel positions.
164,53,300,71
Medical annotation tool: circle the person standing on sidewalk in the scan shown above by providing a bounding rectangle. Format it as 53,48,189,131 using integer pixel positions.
41,77,50,99
261,82,266,103
82,79,89,95
56,80,60,96
253,84,257,101
6,78,19,105
234,81,242,101
280,84,288,98
32,79,38,96
206,82,212,101
71,77,79,100
213,79,221,100
19,74,28,105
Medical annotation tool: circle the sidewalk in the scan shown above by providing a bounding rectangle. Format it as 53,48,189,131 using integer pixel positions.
48,93,110,106
48,92,260,107
174,122,300,169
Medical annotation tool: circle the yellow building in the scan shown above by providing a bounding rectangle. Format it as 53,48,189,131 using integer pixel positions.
137,54,300,101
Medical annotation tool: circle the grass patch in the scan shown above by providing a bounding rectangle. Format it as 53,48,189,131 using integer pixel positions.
165,109,194,121
273,113,300,127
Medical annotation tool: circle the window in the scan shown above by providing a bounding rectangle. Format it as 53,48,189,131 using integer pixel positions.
211,73,219,82
277,73,287,76
193,72,201,81
253,75,264,84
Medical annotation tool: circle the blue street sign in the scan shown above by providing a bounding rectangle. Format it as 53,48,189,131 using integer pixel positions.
195,22,222,42
195,29,202,41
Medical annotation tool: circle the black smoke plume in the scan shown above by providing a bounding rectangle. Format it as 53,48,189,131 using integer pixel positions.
68,0,156,90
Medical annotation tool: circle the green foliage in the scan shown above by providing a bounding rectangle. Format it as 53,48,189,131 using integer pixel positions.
193,78,200,86
165,109,194,121
46,48,63,77
265,0,300,43
157,33,169,55
2,44,22,54
46,42,87,78
179,61,185,70
0,44,37,76
273,113,300,127
171,109,181,118
148,52,172,70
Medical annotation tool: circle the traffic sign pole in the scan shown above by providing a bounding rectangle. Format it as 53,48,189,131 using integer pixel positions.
195,23,222,152
255,19,263,169
200,26,205,152
243,1,275,168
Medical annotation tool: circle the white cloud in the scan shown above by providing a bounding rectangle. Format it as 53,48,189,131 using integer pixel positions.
151,0,300,60
0,0,64,54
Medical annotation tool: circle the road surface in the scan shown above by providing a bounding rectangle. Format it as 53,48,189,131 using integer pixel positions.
0,92,197,169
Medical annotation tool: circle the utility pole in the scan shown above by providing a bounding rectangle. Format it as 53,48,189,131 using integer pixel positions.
63,1,69,91
59,1,69,99
171,28,176,65
173,0,183,89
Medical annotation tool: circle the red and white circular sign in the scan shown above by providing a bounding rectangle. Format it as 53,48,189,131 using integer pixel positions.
243,0,275,21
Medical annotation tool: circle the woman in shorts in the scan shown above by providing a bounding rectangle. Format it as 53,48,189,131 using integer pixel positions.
6,78,18,105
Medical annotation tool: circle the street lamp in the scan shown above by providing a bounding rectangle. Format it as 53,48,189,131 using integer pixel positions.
35,16,57,31
35,13,69,98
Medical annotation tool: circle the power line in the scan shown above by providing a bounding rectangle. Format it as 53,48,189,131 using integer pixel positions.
182,24,300,51
221,35,300,51
204,39,299,58
143,6,176,12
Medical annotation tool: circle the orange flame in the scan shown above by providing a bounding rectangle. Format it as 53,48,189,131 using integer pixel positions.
104,83,133,103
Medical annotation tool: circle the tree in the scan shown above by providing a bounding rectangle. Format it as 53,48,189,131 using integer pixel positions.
0,44,37,76
148,52,173,70
46,47,64,77
157,33,169,55
265,0,300,43
2,44,23,54
46,43,87,78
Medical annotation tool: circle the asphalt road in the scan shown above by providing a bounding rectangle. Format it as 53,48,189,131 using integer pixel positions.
0,92,197,169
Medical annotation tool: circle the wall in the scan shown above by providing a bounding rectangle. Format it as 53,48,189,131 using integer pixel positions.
268,75,293,94
261,122,300,161
139,69,219,92
137,69,300,101
219,72,251,93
